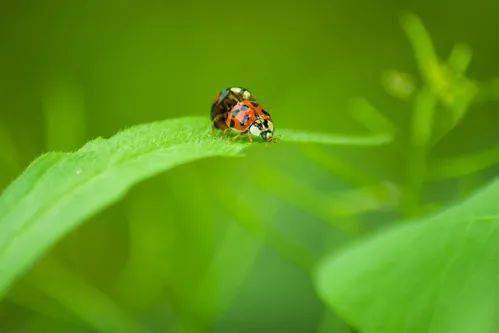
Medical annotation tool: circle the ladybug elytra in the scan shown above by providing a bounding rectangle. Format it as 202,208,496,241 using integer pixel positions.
210,87,274,142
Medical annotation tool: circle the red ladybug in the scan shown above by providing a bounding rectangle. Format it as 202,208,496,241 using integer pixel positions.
225,100,274,142
211,87,254,129
211,87,274,142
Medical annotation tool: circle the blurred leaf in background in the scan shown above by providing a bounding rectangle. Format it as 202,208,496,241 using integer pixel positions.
316,179,499,333
0,0,498,332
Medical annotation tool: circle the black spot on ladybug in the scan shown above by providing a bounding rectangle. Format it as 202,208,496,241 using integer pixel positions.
232,108,241,117
251,102,259,107
263,120,268,127
262,109,270,116
230,119,235,127
242,114,250,125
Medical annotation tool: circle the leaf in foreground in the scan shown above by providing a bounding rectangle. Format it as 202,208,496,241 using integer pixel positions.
316,179,499,333
0,116,389,299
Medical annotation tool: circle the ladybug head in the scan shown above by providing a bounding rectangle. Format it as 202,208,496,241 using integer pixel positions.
249,117,274,141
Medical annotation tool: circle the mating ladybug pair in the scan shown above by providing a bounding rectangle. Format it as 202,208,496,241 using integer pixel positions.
211,87,274,142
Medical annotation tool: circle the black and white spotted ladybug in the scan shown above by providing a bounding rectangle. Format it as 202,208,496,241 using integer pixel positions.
210,87,274,142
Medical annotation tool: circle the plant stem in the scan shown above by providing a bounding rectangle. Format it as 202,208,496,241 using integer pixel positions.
404,88,437,216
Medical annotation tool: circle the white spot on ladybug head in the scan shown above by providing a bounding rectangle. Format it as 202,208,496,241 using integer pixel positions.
249,124,261,137
230,87,242,94
243,90,251,99
249,118,274,141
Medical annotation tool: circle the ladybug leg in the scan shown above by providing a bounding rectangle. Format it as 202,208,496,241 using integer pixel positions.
263,137,276,146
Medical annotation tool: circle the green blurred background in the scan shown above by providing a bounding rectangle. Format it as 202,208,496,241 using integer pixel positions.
0,0,498,332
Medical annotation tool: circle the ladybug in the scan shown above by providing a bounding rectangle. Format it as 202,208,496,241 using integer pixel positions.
211,87,254,129
211,87,274,142
225,99,274,142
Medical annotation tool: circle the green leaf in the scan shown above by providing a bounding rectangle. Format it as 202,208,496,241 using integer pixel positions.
0,116,390,300
19,258,143,333
278,129,391,146
315,179,499,333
